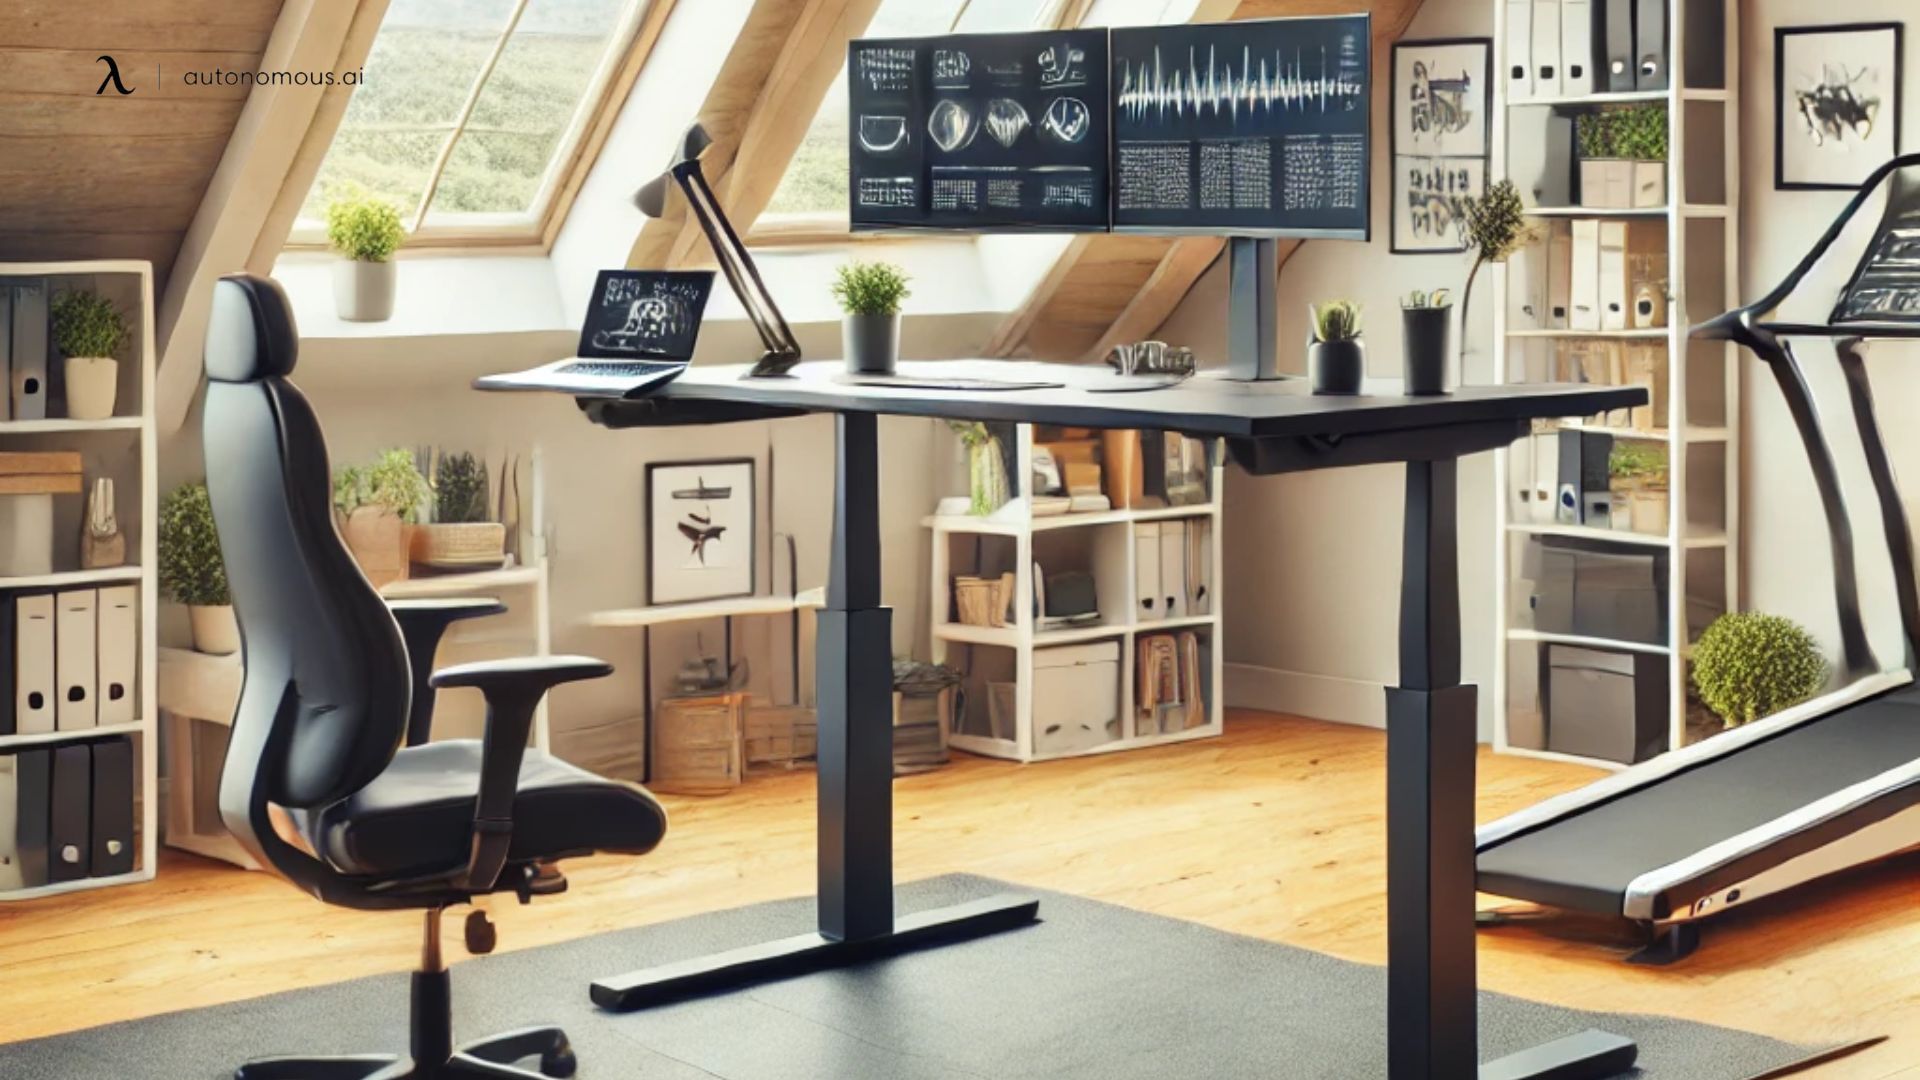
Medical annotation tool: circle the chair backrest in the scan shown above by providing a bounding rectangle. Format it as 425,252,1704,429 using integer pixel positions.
202,275,409,836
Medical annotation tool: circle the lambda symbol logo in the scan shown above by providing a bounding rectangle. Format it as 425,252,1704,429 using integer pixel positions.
96,55,134,96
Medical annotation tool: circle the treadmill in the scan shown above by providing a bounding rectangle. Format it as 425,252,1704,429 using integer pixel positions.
1477,153,1920,965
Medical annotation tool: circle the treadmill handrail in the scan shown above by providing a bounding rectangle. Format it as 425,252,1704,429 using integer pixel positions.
1623,747,1920,920
1476,670,1916,851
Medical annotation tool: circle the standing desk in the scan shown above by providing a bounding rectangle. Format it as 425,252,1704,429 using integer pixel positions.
557,359,1645,1080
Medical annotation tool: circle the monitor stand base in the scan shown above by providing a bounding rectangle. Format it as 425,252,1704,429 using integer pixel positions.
1219,236,1286,382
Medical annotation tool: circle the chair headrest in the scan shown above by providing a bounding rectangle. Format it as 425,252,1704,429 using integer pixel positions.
206,274,298,383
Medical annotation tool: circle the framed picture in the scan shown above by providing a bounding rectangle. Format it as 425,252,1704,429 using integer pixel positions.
1775,23,1903,191
1391,38,1492,253
646,459,756,605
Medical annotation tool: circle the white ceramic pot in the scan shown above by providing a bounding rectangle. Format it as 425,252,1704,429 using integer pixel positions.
189,604,241,656
63,356,119,420
333,258,397,323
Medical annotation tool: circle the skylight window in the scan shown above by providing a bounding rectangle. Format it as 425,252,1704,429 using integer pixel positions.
298,0,649,244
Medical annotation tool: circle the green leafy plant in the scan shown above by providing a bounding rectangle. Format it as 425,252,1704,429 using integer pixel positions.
49,289,130,359
830,260,911,316
433,451,492,524
159,482,230,607
1403,288,1453,310
325,190,407,262
1576,105,1667,159
1458,179,1537,344
1691,613,1830,727
1608,442,1667,484
334,448,432,523
1310,299,1363,343
1575,109,1617,158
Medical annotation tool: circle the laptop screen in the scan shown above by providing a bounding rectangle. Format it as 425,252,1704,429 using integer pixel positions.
577,270,716,361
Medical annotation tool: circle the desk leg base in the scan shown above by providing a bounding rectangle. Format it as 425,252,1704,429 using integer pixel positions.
1480,1030,1638,1080
590,893,1041,1011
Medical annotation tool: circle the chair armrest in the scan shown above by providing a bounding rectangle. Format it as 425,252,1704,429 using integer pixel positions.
389,598,507,747
428,655,613,891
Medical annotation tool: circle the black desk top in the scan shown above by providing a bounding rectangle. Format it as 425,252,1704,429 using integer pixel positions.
578,360,1645,441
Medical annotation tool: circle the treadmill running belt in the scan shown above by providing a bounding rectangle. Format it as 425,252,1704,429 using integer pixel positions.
1479,693,1920,914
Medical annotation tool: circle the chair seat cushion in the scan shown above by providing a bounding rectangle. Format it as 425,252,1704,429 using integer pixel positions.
309,740,667,879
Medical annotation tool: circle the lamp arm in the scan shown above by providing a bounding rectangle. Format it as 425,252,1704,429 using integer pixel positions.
675,163,802,371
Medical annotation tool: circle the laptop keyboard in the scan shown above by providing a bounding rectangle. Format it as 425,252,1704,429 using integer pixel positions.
556,360,683,378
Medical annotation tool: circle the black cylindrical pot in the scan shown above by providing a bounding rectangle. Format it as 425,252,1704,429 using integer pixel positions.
1401,306,1452,395
1309,340,1365,395
843,312,900,375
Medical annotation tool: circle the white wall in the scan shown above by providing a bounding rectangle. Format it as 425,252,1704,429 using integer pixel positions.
1159,0,1501,736
1739,1,1920,670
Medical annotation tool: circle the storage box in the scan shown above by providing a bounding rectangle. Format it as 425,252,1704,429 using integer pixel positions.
1541,644,1667,764
651,692,745,796
1533,537,1669,646
1032,640,1121,755
744,704,816,773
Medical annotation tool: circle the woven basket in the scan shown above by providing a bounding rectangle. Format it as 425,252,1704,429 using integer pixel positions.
953,573,1012,627
412,522,506,566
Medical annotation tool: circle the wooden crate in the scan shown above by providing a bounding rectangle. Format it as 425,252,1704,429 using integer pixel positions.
651,692,745,796
744,704,816,774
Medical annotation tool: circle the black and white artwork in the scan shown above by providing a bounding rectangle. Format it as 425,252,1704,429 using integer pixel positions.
848,28,1111,231
577,270,713,360
646,459,755,605
1110,15,1372,236
1775,23,1903,191
1391,38,1491,253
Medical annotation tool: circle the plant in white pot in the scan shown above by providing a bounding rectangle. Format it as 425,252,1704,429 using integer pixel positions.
831,260,911,375
413,450,506,569
159,482,236,655
325,190,406,322
50,288,129,420
333,448,431,587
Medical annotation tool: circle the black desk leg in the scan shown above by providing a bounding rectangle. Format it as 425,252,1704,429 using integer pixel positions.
592,412,1038,1011
1388,458,1636,1080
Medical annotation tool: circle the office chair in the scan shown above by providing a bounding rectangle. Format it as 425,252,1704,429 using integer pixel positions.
202,273,669,1079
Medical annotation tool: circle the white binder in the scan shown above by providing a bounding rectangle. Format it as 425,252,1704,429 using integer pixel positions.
1546,220,1574,329
10,282,47,422
1530,0,1563,99
96,585,137,726
16,594,55,736
1159,521,1188,620
1134,524,1163,622
1560,0,1593,97
0,756,16,891
1505,0,1534,102
1598,220,1629,331
1506,240,1544,330
56,589,97,731
1569,218,1602,331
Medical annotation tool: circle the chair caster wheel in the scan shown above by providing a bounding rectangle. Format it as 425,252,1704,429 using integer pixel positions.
465,910,498,955
539,1041,577,1078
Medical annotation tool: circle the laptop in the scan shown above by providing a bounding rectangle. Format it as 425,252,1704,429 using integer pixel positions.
475,270,715,398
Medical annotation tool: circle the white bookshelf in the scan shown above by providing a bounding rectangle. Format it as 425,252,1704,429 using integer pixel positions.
1491,1,1742,767
926,424,1224,764
0,260,159,900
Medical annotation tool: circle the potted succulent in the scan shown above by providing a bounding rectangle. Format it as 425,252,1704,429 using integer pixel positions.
325,189,406,322
50,288,129,420
1401,289,1452,396
1609,441,1670,535
159,482,237,655
412,450,505,569
831,260,911,375
1576,105,1668,209
333,448,431,587
1308,299,1364,395
1692,613,1829,728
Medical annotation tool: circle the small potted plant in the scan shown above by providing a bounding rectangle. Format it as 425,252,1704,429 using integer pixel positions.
159,482,236,655
947,421,1009,516
831,260,911,375
50,288,129,420
1692,613,1829,728
1609,441,1670,534
412,450,505,569
1308,299,1364,395
1401,289,1452,395
325,189,406,322
1458,179,1536,373
333,448,431,587
1576,105,1667,209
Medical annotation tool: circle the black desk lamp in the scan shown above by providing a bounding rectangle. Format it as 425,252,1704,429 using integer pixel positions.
635,123,802,377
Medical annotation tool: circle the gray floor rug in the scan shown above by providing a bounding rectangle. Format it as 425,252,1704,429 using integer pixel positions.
0,874,1856,1079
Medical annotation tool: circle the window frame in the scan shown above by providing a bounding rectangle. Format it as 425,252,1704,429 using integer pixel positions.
745,0,1084,246
287,0,671,252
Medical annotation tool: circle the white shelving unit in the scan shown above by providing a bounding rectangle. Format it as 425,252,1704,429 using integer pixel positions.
1491,1,1742,767
927,424,1224,764
0,260,159,900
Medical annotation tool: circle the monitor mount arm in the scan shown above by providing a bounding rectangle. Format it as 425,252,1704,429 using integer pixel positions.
636,123,802,378
1224,236,1282,381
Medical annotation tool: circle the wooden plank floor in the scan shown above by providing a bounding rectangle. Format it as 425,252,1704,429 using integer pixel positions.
2,710,1918,1075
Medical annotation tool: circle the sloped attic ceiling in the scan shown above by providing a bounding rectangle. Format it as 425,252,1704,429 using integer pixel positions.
0,0,287,290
